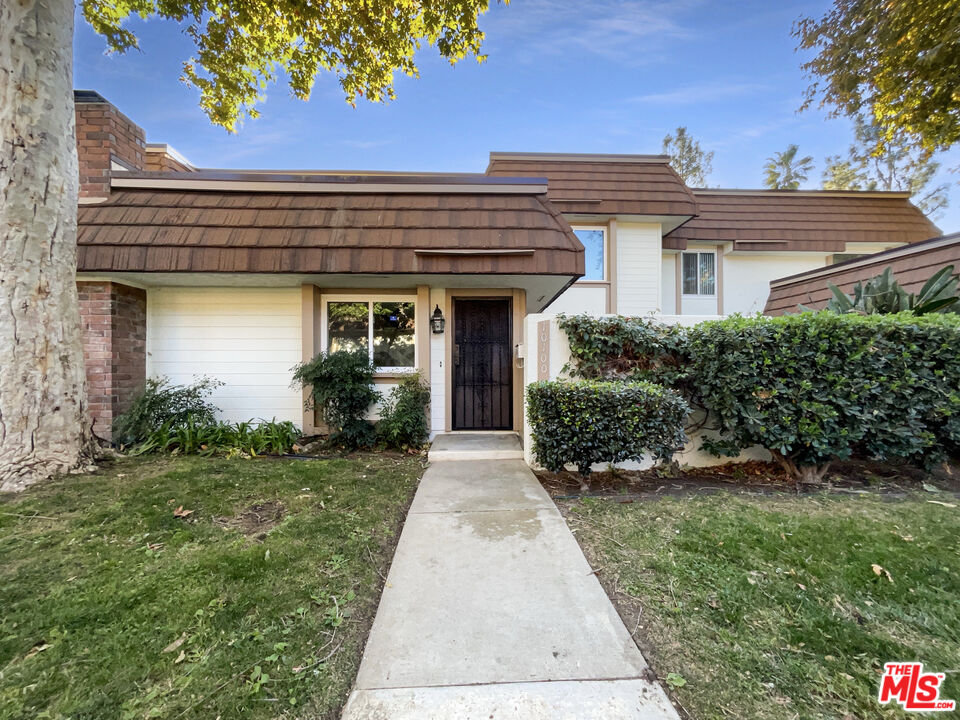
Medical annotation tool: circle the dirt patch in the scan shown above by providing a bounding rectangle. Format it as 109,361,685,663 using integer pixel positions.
536,457,960,500
214,501,286,540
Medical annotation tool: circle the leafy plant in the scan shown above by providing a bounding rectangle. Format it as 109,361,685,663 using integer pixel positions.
559,314,690,388
821,265,959,315
133,418,300,457
377,373,431,449
113,376,222,447
686,312,960,486
526,380,689,491
291,351,380,449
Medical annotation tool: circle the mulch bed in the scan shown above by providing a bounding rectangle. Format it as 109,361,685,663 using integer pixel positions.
535,457,960,500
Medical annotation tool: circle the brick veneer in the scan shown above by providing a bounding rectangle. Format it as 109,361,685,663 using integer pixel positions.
77,281,147,439
75,93,146,199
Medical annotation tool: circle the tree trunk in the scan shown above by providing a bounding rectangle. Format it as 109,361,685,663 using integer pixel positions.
0,0,94,491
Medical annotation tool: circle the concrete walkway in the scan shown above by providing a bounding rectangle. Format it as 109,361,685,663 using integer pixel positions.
341,437,679,719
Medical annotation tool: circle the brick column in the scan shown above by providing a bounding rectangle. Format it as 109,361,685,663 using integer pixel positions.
77,281,147,439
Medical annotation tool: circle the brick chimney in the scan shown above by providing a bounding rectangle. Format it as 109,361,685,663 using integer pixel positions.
74,90,146,199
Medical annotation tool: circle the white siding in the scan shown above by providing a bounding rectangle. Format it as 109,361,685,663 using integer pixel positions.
616,223,661,314
429,287,446,436
147,287,302,424
546,284,608,315
723,253,830,315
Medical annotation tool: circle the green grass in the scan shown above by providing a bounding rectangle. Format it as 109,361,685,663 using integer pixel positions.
0,454,422,720
565,492,960,719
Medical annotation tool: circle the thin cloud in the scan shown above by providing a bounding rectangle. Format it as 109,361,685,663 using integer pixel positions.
630,82,766,106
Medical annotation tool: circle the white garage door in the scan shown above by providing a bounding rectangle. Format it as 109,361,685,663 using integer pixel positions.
147,287,303,425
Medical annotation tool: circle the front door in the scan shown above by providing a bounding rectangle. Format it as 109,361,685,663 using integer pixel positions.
452,298,512,430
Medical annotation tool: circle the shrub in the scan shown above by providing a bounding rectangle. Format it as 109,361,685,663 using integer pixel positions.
134,417,300,457
526,380,689,489
820,264,958,315
292,350,380,448
686,312,960,485
559,314,689,387
377,373,431,449
113,376,222,447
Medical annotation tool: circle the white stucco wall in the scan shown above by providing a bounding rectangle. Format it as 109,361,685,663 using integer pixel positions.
660,254,677,314
723,253,830,315
147,287,303,424
429,287,446,436
547,284,608,315
617,223,662,314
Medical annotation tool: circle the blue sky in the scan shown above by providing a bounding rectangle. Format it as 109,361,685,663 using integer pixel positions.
74,0,959,232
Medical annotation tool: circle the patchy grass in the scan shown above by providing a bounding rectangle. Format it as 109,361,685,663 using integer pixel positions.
563,492,960,719
0,454,422,720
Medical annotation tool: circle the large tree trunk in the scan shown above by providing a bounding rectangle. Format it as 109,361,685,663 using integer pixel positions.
0,0,94,491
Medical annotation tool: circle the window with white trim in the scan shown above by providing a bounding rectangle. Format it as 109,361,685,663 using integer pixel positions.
326,298,416,371
681,251,716,296
573,227,606,281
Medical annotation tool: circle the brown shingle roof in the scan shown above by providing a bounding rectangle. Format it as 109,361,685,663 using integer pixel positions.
669,190,939,252
77,181,584,277
485,153,697,221
764,233,959,315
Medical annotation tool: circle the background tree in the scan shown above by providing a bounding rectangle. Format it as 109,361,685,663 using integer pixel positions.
0,0,497,490
662,126,714,186
795,0,960,154
820,115,949,217
763,145,814,190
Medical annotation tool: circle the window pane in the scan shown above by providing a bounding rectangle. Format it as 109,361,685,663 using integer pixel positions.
328,302,368,355
373,302,415,368
699,253,716,295
574,229,605,280
681,253,699,294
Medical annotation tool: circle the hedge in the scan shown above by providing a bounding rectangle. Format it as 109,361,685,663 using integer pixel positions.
686,312,960,483
559,312,960,485
526,380,689,486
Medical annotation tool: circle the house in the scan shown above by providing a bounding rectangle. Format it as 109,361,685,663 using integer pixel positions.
765,232,960,315
73,91,942,441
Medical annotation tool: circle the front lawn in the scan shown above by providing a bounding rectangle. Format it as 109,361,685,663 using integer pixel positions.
564,491,960,719
0,454,422,720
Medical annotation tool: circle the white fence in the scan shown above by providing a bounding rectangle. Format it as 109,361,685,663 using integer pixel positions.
520,313,771,470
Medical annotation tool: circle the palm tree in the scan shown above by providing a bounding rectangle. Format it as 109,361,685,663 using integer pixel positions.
763,144,814,189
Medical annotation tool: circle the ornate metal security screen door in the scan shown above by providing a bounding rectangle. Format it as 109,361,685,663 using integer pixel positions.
452,298,512,430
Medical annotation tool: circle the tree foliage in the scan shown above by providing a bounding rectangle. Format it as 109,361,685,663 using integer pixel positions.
795,0,960,154
662,126,713,187
80,0,499,130
821,115,949,216
763,144,814,190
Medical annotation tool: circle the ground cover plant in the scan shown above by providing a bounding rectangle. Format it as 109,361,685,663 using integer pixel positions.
563,490,960,719
112,376,222,447
0,454,422,719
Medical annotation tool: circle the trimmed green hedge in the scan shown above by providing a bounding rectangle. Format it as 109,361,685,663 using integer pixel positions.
558,312,960,484
526,380,689,482
687,312,960,482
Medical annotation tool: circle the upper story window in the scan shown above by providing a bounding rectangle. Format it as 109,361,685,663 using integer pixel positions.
681,251,716,296
326,299,416,371
573,227,606,281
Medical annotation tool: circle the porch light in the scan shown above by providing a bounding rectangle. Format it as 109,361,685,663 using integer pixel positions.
431,305,445,334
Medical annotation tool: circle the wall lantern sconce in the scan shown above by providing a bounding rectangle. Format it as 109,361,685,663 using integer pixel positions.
431,305,446,334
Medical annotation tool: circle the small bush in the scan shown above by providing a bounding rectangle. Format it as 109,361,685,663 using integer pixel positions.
526,380,689,488
377,373,431,449
686,312,960,484
134,417,300,457
559,314,689,386
291,350,380,448
113,376,222,447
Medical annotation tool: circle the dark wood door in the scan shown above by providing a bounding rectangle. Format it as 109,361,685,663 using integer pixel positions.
453,298,512,430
